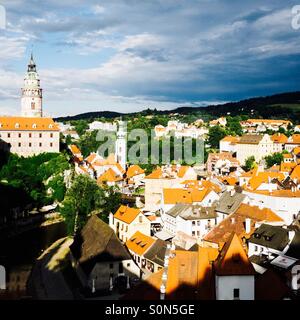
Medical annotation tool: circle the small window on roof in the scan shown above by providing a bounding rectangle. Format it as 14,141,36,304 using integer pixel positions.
32,123,37,129
49,124,53,129
254,233,261,239
15,123,20,128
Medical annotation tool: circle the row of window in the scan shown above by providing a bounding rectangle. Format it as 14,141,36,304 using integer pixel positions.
2,133,54,138
0,123,53,129
15,142,54,148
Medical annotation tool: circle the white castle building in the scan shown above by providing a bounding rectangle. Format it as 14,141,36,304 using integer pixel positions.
0,54,60,157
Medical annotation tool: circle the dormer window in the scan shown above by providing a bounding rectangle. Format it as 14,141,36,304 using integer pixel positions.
15,123,20,129
32,123,37,129
254,233,261,239
49,124,53,129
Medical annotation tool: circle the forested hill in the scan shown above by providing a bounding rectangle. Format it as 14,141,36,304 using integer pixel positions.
55,91,300,122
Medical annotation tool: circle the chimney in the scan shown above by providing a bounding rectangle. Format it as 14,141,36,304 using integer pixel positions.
245,218,251,234
258,202,264,210
230,189,235,197
231,217,235,224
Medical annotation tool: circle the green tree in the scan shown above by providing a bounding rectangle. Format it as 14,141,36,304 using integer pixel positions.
60,174,104,235
74,120,89,136
207,126,226,149
226,116,243,136
265,152,284,168
244,156,256,171
99,186,122,223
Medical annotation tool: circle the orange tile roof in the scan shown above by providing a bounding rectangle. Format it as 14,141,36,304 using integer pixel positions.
114,205,141,224
283,153,293,158
177,166,191,178
221,135,239,143
271,133,288,144
204,213,256,247
240,167,258,178
247,119,291,125
163,187,212,204
0,116,59,131
248,172,285,190
127,165,145,178
97,168,122,184
236,203,283,222
290,164,300,181
280,162,297,173
146,247,219,300
181,180,222,193
219,176,238,186
86,153,97,164
214,233,255,276
70,144,81,155
293,146,300,155
125,231,155,256
145,167,163,179
289,134,300,144
244,188,300,198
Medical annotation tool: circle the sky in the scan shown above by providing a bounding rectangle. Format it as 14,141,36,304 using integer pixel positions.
0,0,300,117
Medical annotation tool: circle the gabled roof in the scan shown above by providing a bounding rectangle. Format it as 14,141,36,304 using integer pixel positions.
113,205,141,224
125,231,155,256
70,215,131,273
214,233,255,276
126,165,145,178
97,168,122,183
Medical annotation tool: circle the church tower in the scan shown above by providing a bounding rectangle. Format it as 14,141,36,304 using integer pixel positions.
115,120,127,170
21,54,43,118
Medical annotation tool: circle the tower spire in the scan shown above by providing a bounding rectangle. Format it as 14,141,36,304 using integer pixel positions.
21,53,42,117
28,52,37,72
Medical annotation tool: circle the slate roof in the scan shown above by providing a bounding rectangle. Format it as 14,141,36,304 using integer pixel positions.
143,239,168,267
249,224,289,251
215,191,246,215
166,203,217,220
285,231,300,259
70,215,131,274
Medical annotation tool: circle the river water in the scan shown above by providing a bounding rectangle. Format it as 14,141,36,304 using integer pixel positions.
0,221,67,299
